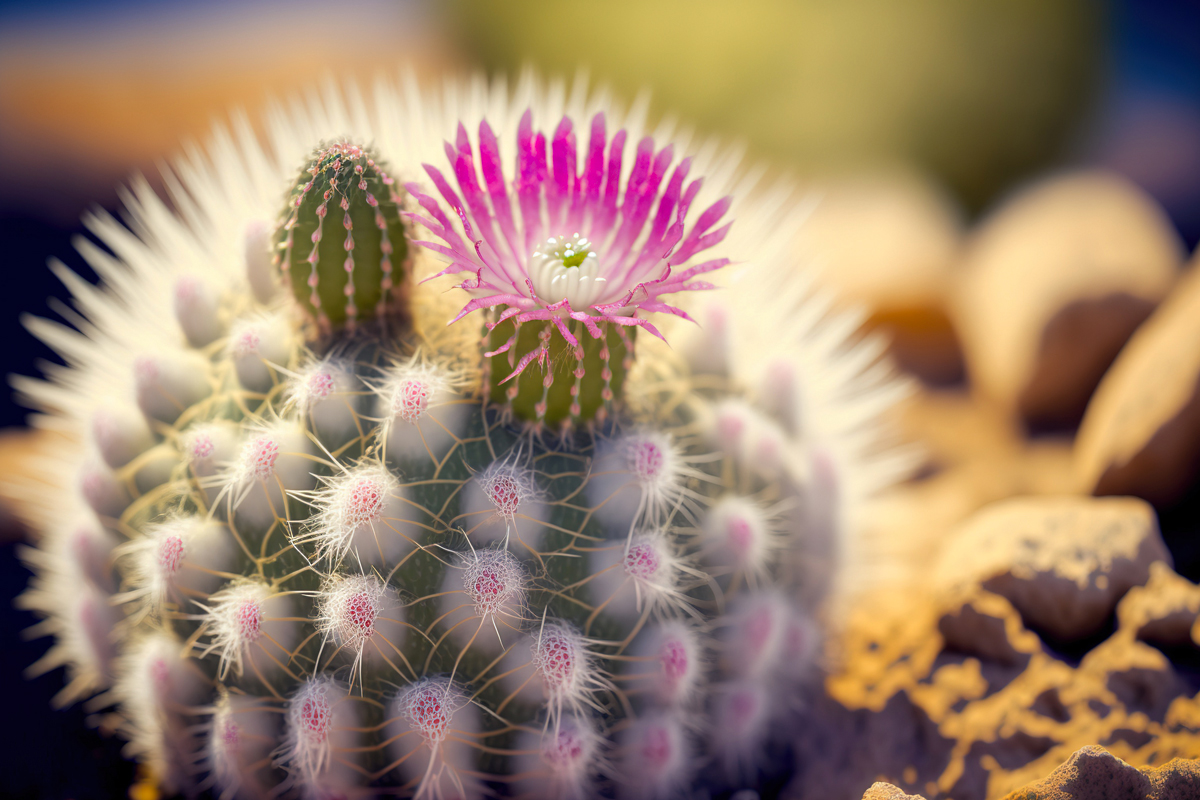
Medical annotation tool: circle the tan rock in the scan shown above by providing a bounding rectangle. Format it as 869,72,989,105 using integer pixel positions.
822,552,1200,800
863,782,928,800
932,496,1171,640
954,172,1183,429
1075,249,1200,506
998,745,1200,799
796,169,965,383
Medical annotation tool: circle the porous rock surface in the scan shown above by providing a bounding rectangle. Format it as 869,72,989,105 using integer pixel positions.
792,495,1200,800
861,745,1200,800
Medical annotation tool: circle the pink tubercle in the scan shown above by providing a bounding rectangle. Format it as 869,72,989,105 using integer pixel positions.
660,637,689,691
299,693,332,739
535,628,577,691
542,727,587,769
345,477,384,526
631,440,665,483
486,474,522,519
236,599,263,642
157,534,185,575
406,684,451,743
242,436,280,481
307,370,335,399
624,542,661,581
343,591,377,637
190,433,215,460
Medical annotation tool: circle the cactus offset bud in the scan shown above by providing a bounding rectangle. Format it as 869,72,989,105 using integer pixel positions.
276,142,408,331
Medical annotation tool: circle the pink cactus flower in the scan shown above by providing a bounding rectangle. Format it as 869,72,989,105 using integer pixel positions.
407,110,733,383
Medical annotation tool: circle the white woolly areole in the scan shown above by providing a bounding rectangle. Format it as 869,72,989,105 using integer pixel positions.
173,274,224,348
133,349,212,425
477,462,534,521
588,531,686,622
588,431,689,533
198,580,296,682
227,312,293,393
700,495,775,576
710,679,772,780
217,421,315,531
375,359,470,463
295,463,411,568
316,574,385,651
314,574,404,682
127,516,233,608
462,547,526,619
184,421,238,470
385,677,482,800
55,517,119,591
278,676,358,793
397,677,465,746
720,591,791,680
461,455,547,549
439,547,528,656
512,713,603,800
628,620,704,710
78,457,129,519
617,713,691,800
284,356,360,442
528,621,607,731
114,634,207,795
91,402,153,469
208,692,277,800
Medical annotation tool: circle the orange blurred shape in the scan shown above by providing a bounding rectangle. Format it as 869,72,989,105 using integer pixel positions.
0,0,460,218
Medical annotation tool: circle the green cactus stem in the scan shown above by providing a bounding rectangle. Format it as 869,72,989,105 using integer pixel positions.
485,314,634,429
275,142,408,331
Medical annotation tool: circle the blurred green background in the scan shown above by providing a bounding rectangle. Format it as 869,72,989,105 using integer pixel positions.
450,0,1100,212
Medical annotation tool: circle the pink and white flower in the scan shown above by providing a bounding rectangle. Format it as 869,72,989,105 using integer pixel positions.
406,111,734,382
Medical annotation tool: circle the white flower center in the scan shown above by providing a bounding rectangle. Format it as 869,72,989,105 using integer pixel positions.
529,233,607,308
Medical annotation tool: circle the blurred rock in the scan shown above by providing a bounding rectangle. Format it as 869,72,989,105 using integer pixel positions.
932,496,1171,641
954,172,1184,432
862,782,928,800
798,170,965,384
996,745,1200,800
858,390,1076,591
1075,248,1200,508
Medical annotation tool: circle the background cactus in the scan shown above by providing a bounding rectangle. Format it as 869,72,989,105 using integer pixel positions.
10,72,912,799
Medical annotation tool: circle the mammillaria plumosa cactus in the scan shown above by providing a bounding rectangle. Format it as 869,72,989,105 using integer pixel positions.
10,72,912,798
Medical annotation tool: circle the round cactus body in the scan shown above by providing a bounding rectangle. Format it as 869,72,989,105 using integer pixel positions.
11,73,911,799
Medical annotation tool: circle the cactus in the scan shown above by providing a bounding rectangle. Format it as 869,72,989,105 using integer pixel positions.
10,73,912,799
